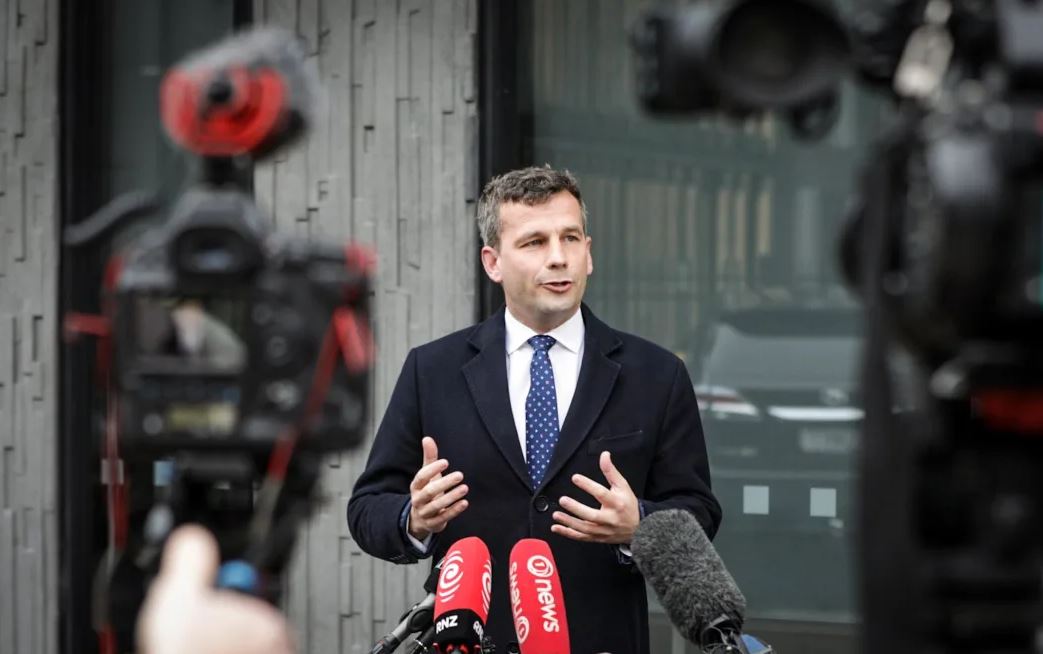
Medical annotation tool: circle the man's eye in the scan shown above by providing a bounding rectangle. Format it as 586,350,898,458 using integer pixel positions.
524,240,541,247
566,235,580,242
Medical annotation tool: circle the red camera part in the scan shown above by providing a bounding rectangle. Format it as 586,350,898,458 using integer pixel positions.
160,65,287,157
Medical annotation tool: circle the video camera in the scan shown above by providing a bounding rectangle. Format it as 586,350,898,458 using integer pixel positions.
65,28,374,652
632,1,1043,653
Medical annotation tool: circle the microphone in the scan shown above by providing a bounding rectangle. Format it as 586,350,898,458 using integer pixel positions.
370,555,446,654
370,594,435,654
432,536,493,652
404,624,437,654
507,539,570,654
631,509,772,654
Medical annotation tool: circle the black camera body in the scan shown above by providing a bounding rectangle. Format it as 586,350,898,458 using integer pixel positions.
873,95,1043,356
631,1,1043,653
632,0,1043,354
113,187,370,455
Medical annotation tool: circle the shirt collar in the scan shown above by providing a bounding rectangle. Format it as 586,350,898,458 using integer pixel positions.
505,306,585,355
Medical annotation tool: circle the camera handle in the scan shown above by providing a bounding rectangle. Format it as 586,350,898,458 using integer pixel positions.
64,190,158,249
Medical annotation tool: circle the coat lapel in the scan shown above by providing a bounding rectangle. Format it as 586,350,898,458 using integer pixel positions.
538,305,621,492
461,308,532,491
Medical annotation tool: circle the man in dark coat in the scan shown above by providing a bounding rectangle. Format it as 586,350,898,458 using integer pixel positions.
347,166,721,653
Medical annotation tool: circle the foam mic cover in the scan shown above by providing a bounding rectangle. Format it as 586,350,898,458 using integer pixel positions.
432,536,492,652
631,509,747,646
508,539,570,654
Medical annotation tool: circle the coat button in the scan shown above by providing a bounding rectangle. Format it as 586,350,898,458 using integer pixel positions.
533,495,550,513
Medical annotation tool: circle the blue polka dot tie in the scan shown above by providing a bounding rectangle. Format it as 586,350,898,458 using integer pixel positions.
525,335,560,487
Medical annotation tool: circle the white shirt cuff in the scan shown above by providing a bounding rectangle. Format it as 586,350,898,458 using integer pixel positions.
405,514,434,553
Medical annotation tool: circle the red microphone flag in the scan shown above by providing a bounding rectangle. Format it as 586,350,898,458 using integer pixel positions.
508,539,571,654
433,536,493,652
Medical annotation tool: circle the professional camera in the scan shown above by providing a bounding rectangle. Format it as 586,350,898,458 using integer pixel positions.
632,2,1043,653
65,28,374,653
111,186,372,452
633,0,1043,351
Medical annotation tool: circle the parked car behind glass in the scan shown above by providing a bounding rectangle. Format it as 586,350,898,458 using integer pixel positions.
695,306,862,621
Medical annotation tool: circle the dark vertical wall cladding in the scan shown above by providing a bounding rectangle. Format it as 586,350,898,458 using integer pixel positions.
252,1,478,651
476,0,519,319
58,0,111,650
0,0,61,653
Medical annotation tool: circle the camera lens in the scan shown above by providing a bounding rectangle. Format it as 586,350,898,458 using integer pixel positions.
711,0,850,108
719,6,804,84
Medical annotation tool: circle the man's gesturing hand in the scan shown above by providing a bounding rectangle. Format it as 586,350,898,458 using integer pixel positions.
551,451,640,545
408,437,469,541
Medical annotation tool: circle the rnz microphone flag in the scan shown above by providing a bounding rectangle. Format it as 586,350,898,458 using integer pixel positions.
508,539,570,654
432,536,492,652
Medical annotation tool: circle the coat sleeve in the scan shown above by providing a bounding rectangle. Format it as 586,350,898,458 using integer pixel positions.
346,348,428,564
641,357,723,539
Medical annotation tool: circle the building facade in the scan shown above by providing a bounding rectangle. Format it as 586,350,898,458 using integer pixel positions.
0,1,882,652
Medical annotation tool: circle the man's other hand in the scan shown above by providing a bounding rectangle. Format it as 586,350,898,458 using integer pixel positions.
408,436,470,541
552,451,640,544
137,525,294,654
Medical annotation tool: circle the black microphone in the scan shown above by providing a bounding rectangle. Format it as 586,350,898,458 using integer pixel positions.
370,557,445,654
403,624,437,653
370,594,435,654
631,509,771,654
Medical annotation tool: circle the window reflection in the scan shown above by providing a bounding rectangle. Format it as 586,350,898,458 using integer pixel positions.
696,308,861,621
520,0,887,650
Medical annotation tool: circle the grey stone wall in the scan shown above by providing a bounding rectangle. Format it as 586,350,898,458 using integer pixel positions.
0,0,60,653
252,1,479,651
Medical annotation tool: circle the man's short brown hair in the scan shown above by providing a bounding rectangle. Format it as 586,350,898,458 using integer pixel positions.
476,165,588,248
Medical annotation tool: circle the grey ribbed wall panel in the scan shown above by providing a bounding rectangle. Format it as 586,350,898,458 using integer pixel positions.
0,0,59,653
253,1,479,651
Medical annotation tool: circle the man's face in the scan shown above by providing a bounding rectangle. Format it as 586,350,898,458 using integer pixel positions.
481,191,593,332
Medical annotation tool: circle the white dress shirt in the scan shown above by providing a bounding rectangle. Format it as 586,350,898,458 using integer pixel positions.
504,307,585,460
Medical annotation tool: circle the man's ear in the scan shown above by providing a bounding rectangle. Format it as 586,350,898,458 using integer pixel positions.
586,235,593,275
481,246,503,283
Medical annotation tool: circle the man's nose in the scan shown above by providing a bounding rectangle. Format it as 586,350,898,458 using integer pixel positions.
546,238,567,267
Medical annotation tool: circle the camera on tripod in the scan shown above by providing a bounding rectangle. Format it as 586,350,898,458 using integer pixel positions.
65,28,375,651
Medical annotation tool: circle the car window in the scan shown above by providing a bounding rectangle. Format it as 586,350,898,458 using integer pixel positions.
704,322,861,388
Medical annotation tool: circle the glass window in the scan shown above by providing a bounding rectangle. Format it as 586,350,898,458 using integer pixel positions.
518,1,887,651
108,0,240,197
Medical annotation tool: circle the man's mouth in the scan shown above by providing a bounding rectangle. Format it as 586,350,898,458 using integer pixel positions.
542,281,573,293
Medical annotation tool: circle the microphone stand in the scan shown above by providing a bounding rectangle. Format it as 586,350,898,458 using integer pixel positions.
370,558,445,653
369,595,434,654
403,625,436,653
700,616,753,654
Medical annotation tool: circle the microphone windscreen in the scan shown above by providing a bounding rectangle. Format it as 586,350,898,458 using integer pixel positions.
631,509,746,644
432,536,492,648
508,539,570,654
